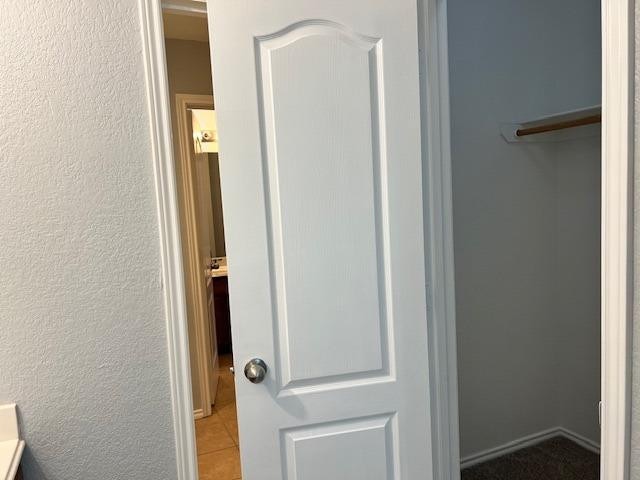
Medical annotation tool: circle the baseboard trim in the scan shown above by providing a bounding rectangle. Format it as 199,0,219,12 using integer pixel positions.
193,409,204,420
461,427,600,469
557,427,600,454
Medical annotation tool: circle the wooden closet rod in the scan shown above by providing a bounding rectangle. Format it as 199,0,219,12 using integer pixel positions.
515,113,602,137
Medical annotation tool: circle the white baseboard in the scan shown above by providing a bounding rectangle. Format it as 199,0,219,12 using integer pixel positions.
461,427,600,469
193,409,204,420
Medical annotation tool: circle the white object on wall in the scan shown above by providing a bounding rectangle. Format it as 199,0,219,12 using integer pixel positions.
0,405,24,480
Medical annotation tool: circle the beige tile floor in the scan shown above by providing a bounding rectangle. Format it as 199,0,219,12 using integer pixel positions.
196,355,241,480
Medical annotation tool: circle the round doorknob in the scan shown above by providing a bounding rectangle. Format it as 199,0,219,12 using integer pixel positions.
244,358,268,384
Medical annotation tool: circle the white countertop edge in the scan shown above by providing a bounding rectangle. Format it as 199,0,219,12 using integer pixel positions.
7,440,24,480
1,439,24,480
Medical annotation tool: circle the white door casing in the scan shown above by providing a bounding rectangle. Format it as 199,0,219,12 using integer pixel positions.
207,1,434,478
175,94,220,418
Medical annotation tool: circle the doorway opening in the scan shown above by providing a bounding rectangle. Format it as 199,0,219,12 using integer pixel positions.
142,0,632,478
162,7,241,479
448,1,602,478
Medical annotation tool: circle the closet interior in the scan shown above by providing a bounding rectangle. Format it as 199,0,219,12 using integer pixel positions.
448,0,602,477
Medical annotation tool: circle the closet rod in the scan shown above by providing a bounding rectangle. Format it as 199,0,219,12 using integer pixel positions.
515,113,601,137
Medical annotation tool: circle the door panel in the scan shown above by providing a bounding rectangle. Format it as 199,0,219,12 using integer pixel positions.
282,414,397,480
208,1,432,478
260,23,390,388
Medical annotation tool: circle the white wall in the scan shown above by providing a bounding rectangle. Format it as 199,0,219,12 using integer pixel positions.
0,3,177,478
448,0,601,458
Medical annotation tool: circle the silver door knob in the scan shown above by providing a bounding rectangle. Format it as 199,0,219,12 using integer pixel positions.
244,358,267,384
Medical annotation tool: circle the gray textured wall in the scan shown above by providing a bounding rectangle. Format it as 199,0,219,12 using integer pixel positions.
0,2,177,478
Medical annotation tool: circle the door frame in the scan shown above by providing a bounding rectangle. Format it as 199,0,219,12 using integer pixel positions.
138,1,198,478
138,0,633,478
601,0,633,477
174,94,216,419
418,0,460,478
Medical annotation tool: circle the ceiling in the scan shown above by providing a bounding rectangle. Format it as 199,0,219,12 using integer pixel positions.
163,11,209,43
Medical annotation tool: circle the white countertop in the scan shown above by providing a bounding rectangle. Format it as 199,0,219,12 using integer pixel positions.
0,439,23,480
0,405,24,480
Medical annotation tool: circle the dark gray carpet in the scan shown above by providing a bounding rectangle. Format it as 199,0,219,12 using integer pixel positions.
461,437,599,480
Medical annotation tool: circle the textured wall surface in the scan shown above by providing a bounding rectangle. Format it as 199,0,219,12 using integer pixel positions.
0,2,177,479
448,0,601,458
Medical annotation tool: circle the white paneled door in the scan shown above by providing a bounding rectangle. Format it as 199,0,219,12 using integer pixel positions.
207,1,433,478
192,149,220,409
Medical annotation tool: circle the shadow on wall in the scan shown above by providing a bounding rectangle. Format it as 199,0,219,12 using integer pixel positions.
19,448,49,480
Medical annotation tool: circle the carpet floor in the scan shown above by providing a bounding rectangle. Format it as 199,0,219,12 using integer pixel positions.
461,437,599,480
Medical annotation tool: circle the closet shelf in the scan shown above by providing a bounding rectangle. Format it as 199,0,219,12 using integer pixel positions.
501,105,601,143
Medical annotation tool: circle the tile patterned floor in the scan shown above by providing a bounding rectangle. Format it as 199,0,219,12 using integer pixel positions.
196,355,241,480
